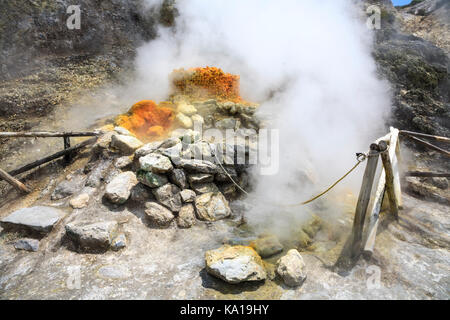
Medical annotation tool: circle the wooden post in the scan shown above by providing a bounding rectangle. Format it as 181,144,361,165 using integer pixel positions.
63,136,71,164
399,130,450,143
0,168,31,193
379,140,399,220
350,143,380,258
390,127,402,209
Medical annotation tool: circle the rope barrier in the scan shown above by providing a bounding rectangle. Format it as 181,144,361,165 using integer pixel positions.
213,149,374,208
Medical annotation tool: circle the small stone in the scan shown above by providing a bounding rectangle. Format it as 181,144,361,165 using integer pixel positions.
14,238,39,252
69,193,90,209
1,206,64,234
111,234,127,251
250,235,283,258
105,171,138,204
194,192,231,221
170,168,188,189
176,204,196,228
114,156,133,169
180,189,197,203
65,221,118,252
145,202,175,226
276,249,307,287
137,170,168,188
205,245,267,284
159,137,181,149
152,184,182,212
431,177,448,190
180,129,201,144
176,113,193,129
139,153,173,173
111,134,143,155
135,141,164,158
188,173,214,185
177,102,197,116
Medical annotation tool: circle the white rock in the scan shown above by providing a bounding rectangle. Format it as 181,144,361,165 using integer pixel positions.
0,206,64,234
111,134,143,155
205,245,267,284
14,238,39,252
276,249,307,287
105,171,138,204
139,153,173,173
135,141,164,158
180,189,196,203
114,126,133,136
69,193,90,209
191,114,204,125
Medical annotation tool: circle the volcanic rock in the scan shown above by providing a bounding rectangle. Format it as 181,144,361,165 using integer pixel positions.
65,221,119,252
176,113,193,129
144,202,175,227
188,173,214,185
139,153,173,173
276,249,307,287
111,134,144,155
180,189,197,203
215,166,238,182
114,155,133,169
137,170,168,188
1,206,64,234
176,204,196,228
191,182,220,194
170,168,188,189
250,235,284,258
205,245,267,284
69,193,90,209
177,159,218,174
152,184,182,212
130,183,154,202
104,171,138,204
135,141,164,158
194,192,231,221
177,102,197,116
14,238,39,252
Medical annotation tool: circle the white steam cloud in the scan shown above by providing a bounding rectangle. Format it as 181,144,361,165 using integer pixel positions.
131,0,391,236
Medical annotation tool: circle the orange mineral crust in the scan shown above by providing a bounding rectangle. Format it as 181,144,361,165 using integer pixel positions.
170,66,242,102
116,100,175,141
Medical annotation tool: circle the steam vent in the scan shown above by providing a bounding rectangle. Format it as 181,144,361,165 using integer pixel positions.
0,0,449,303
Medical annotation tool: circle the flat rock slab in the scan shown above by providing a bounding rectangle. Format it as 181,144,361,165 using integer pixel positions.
0,206,64,234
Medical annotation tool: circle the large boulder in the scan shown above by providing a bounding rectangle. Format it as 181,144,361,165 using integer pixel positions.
65,221,119,252
104,171,138,204
205,245,267,284
194,192,231,221
0,206,64,234
139,153,173,173
276,249,307,287
144,202,175,227
152,184,182,212
111,134,143,155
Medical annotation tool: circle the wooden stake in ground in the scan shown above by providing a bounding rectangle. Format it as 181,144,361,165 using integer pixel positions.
0,168,30,193
379,140,399,220
350,143,380,258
